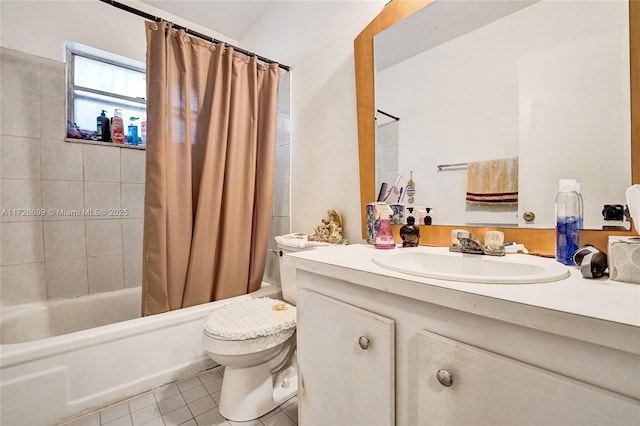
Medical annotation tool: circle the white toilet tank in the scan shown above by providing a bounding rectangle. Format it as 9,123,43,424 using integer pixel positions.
277,245,316,306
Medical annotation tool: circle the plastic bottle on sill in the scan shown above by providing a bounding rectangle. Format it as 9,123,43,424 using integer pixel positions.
111,109,125,144
96,110,111,142
127,117,139,145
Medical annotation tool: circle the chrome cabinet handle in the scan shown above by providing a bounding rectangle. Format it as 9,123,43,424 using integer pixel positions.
358,336,370,350
436,369,453,387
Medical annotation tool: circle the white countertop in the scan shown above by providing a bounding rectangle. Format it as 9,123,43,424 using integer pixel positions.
285,244,640,353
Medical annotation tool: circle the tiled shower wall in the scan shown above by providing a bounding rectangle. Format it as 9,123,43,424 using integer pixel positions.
265,71,292,285
0,47,291,307
0,48,145,306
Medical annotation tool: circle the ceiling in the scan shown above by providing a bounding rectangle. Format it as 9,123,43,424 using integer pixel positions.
138,1,275,41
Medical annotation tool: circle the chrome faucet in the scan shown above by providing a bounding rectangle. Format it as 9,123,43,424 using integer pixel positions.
450,234,505,256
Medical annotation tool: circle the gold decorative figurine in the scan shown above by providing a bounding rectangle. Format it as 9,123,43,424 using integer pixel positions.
309,209,345,244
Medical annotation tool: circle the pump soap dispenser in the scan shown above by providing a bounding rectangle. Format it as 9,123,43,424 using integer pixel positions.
374,204,396,249
96,110,111,142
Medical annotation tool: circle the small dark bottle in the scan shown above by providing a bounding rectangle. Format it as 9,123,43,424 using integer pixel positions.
96,110,111,142
400,216,420,247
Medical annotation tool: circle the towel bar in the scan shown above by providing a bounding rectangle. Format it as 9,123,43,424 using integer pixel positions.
437,162,468,171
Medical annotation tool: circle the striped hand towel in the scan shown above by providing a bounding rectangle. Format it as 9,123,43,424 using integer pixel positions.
466,157,518,205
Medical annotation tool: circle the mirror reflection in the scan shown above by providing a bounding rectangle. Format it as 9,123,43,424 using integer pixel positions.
374,0,631,229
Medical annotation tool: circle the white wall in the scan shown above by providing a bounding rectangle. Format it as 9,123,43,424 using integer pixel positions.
0,0,236,63
242,1,386,244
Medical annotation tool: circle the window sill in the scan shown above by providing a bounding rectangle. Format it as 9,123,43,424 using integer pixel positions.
65,138,146,150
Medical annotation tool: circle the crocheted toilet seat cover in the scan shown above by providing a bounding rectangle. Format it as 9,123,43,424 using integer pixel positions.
204,297,296,340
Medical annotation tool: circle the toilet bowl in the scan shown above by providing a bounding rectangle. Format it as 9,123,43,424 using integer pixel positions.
202,244,310,422
202,297,297,421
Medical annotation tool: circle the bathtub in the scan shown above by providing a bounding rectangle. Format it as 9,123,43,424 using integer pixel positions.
0,283,281,426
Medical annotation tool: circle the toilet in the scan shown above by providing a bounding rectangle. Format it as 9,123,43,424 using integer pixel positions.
202,245,306,422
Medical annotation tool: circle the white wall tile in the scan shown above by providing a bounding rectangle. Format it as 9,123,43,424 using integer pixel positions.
84,182,121,219
0,262,46,305
86,219,122,257
270,216,291,248
45,258,88,299
122,218,142,288
42,180,84,220
1,135,41,179
43,220,86,261
123,251,142,288
122,218,143,256
83,144,121,183
40,57,65,102
1,48,41,100
274,144,290,184
1,179,42,222
41,99,66,140
121,149,146,183
272,181,290,217
87,255,124,293
0,88,41,138
121,183,145,218
1,221,44,265
41,139,84,181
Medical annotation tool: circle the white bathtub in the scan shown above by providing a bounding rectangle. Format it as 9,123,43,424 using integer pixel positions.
0,283,281,426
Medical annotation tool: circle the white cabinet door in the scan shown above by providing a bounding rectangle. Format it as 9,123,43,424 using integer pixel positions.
297,288,395,426
413,330,640,426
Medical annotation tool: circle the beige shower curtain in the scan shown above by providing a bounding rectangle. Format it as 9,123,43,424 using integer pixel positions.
142,21,281,316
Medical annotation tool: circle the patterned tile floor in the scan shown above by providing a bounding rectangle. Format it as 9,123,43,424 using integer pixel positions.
59,366,297,426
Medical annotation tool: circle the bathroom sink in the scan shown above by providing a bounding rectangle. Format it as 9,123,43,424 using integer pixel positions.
371,249,570,284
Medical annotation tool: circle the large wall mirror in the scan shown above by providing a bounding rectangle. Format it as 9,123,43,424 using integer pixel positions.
355,0,639,247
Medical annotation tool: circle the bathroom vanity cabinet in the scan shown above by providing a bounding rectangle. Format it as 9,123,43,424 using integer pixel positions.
288,245,640,426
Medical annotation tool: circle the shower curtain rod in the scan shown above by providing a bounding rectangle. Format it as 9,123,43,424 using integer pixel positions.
376,109,400,121
99,0,291,72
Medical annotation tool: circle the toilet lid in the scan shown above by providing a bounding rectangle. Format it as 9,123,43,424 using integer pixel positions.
204,297,296,340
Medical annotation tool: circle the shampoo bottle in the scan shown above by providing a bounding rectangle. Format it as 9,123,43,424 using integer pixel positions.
96,110,111,142
374,204,396,249
127,117,139,145
111,108,125,144
555,179,580,265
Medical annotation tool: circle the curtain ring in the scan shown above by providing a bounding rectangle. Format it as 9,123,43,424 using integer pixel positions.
209,44,216,52
150,22,158,31
183,36,190,43
245,56,250,64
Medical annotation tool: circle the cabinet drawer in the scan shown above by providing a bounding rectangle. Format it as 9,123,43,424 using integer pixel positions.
413,330,640,426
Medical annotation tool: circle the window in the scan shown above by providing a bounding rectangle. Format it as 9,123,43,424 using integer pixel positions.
66,42,147,147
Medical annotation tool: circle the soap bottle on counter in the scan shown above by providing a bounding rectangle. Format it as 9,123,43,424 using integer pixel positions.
111,108,125,144
374,204,396,249
555,179,580,265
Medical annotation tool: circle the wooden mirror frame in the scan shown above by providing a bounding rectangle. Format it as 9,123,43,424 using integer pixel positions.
355,0,639,255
